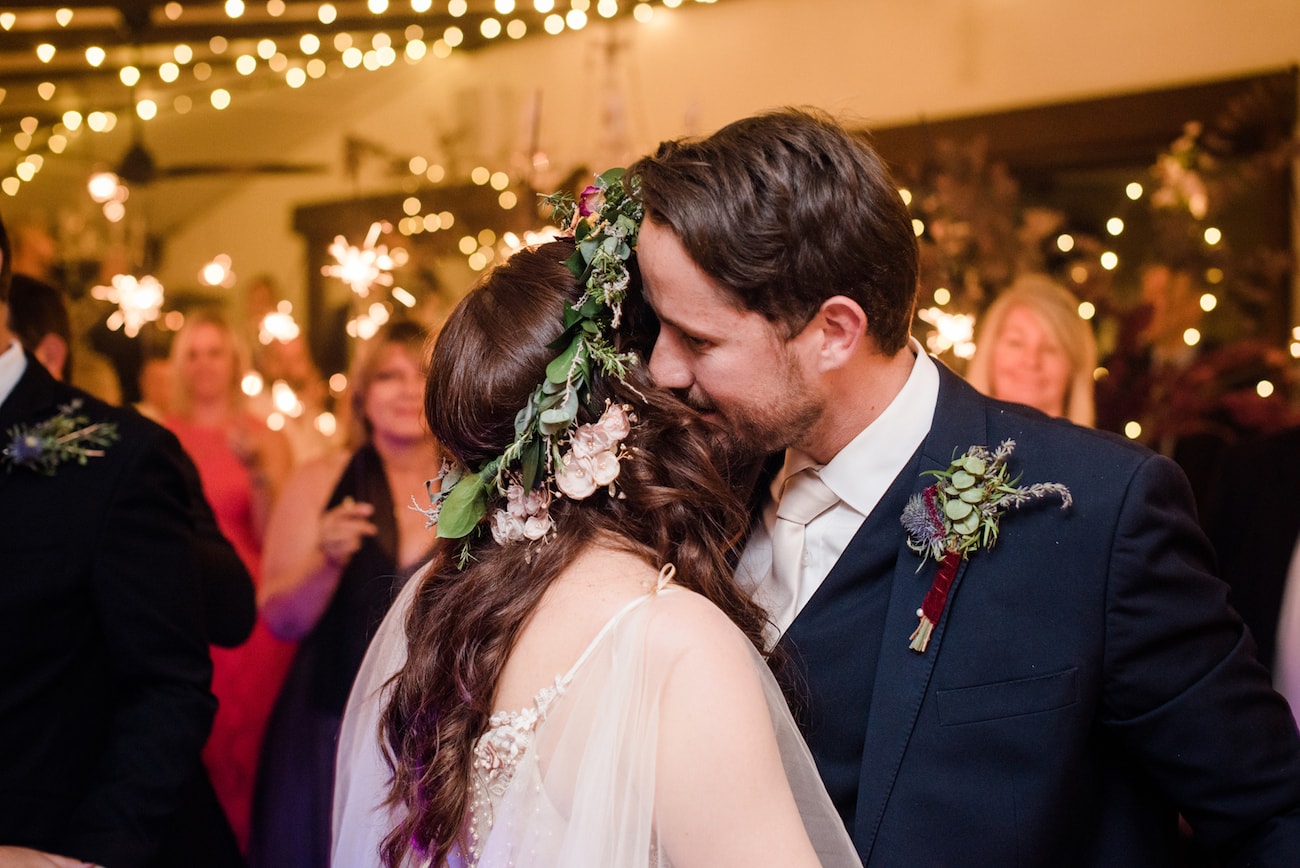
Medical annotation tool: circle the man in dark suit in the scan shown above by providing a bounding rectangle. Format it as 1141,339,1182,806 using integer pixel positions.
0,216,219,867
628,109,1300,866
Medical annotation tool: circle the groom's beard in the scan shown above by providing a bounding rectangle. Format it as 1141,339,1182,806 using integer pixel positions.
684,367,824,466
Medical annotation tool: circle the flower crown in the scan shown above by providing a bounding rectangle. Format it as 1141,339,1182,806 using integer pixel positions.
416,168,644,562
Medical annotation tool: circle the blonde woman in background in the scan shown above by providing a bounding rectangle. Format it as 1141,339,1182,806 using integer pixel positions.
966,273,1097,426
164,308,296,854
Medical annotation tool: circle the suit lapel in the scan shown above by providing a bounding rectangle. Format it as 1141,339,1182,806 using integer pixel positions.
852,364,990,860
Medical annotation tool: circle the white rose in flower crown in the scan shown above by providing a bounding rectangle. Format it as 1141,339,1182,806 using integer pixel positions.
523,514,553,540
491,509,527,544
555,453,598,499
568,425,612,460
590,450,620,486
597,403,631,441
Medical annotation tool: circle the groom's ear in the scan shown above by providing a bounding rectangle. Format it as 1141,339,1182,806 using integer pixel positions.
809,295,868,371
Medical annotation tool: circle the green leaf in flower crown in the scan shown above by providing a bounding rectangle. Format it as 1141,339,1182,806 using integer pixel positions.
521,436,542,491
563,248,585,280
514,393,538,437
539,389,579,435
546,334,582,384
436,465,491,539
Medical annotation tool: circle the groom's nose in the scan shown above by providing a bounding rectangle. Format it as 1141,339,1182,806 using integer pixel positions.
648,330,693,391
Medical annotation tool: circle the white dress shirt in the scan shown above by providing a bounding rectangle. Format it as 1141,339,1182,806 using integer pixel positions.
738,341,939,636
0,338,26,407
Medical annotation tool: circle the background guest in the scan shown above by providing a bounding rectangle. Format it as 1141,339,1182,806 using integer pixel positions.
164,309,295,854
965,273,1097,425
251,320,439,868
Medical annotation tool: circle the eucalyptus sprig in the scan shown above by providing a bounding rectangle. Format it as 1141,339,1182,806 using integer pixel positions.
3,399,120,476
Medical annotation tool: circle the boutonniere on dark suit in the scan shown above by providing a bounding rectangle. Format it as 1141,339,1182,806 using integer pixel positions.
2,399,119,475
900,439,1072,652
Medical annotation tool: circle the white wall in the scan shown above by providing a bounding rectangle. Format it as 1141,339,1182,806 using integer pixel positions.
157,0,1300,307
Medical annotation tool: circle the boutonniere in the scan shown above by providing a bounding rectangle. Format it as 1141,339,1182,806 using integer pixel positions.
2,399,120,476
900,439,1071,652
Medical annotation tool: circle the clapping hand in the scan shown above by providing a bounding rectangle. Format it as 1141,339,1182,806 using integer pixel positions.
318,496,379,566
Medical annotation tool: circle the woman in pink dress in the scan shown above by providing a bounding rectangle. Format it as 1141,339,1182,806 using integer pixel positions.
165,309,294,853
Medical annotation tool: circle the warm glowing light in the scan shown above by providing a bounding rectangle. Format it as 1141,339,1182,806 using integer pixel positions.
242,372,265,397
1106,217,1124,236
88,172,119,203
917,307,976,359
405,39,428,60
1199,293,1217,312
55,7,73,26
1,178,19,197
448,0,468,15
37,44,56,63
1204,226,1222,245
633,2,652,21
267,413,286,431
225,0,245,18
496,0,516,11
92,274,165,337
566,9,588,28
412,0,433,11
272,380,302,415
1290,341,1300,359
1124,421,1142,440
598,0,618,17
236,55,257,75
403,197,421,216
1100,251,1118,271
499,191,518,209
136,99,158,120
1183,328,1201,347
368,0,389,12
392,287,416,308
286,67,307,88
933,287,950,305
160,61,180,82
507,18,527,37
458,235,477,255
323,221,395,297
85,46,106,66
1077,301,1096,320
62,110,83,130
535,0,556,11
120,65,141,86
899,188,913,206
211,88,232,109
174,44,193,63
543,13,564,33
300,33,321,54
86,111,109,132
481,17,502,37
1206,267,1224,284
1056,233,1074,252
257,38,277,59
911,218,924,237
318,3,338,24
329,373,348,393
1257,380,1276,398
314,412,337,437
1093,367,1109,381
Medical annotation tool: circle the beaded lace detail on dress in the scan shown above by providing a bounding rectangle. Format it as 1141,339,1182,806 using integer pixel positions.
457,564,676,867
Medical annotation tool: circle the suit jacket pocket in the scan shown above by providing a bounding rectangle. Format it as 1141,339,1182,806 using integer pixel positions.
937,667,1079,726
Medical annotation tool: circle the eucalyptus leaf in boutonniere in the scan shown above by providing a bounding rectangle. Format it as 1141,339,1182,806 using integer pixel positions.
900,439,1072,652
2,399,120,476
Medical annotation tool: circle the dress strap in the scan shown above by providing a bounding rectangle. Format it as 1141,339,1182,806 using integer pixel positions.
560,568,674,684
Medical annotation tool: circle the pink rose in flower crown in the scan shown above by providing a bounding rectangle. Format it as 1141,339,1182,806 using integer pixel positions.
578,184,604,217
596,403,630,440
555,454,598,499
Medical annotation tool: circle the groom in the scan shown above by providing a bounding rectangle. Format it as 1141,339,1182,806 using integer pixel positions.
629,109,1300,866
0,215,218,866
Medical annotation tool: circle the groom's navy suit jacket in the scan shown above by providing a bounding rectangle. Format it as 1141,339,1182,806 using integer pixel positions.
781,364,1300,867
0,354,218,866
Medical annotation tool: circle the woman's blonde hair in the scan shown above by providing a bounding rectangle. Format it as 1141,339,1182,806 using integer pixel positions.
168,308,250,418
966,274,1097,426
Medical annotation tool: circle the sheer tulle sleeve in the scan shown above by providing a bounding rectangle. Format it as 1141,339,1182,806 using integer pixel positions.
332,568,421,867
332,580,862,868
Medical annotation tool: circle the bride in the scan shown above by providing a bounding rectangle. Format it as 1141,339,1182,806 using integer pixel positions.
332,173,860,867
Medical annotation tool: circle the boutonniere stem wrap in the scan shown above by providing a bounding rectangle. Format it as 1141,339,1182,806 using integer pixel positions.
900,439,1071,652
2,399,119,476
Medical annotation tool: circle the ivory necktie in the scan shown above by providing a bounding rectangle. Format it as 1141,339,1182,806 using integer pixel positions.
769,467,840,627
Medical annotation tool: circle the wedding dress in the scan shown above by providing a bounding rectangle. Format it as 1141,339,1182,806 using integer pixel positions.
333,567,861,867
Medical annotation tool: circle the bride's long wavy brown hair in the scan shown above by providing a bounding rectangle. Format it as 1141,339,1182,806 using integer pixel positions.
379,240,769,867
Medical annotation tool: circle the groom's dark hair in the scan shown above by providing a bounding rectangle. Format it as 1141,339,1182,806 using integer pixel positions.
630,107,920,354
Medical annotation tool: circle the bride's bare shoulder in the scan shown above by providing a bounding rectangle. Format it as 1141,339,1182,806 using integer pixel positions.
642,584,759,661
